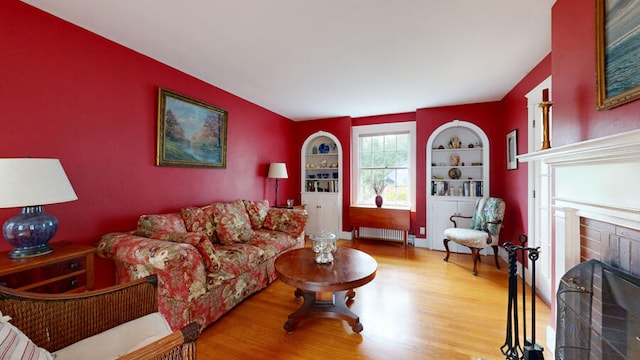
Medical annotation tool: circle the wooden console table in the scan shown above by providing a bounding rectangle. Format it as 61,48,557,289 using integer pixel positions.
0,242,94,293
349,205,411,247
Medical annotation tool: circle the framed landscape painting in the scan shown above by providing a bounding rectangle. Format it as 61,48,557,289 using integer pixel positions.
157,88,228,168
596,0,640,110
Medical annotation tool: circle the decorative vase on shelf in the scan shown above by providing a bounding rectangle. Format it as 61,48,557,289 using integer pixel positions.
375,195,383,208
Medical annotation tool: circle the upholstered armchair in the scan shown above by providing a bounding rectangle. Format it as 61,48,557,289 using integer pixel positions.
0,275,198,359
443,197,505,275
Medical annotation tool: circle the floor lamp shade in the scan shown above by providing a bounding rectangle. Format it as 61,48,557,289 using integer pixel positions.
267,163,288,207
0,159,78,258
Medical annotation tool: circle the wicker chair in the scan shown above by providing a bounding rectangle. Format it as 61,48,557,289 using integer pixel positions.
0,275,198,359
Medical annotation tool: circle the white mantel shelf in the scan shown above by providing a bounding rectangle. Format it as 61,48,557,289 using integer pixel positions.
518,128,640,165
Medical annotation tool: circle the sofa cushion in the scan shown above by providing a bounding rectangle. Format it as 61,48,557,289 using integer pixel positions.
212,200,253,245
181,206,217,243
145,231,220,273
136,213,187,237
242,199,270,229
0,312,53,360
52,312,172,360
263,208,308,237
208,244,266,286
249,229,300,259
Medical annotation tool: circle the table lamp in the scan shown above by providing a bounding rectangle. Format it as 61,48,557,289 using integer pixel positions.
267,162,288,207
0,158,78,258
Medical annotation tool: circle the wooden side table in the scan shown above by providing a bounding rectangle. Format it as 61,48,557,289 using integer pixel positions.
0,242,94,293
349,205,411,246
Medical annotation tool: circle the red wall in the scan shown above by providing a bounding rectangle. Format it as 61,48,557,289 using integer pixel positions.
498,54,552,247
293,117,352,230
294,112,418,234
499,0,640,260
351,112,418,232
552,0,640,144
415,103,502,239
0,1,299,287
352,112,416,126
4,0,640,291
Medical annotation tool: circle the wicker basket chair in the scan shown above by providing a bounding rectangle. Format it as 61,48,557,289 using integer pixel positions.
0,274,198,360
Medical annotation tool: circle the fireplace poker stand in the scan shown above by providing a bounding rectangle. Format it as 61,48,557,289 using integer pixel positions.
501,234,544,360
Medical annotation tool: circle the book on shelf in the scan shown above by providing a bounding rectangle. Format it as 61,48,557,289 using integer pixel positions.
432,180,483,197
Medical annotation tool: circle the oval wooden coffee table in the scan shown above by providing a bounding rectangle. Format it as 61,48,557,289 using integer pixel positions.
274,247,377,333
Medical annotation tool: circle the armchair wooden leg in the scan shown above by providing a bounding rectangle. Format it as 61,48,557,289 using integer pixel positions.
471,248,480,276
443,239,451,262
491,245,501,270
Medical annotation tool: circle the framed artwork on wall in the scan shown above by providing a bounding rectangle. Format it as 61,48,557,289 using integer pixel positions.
506,129,518,170
596,0,640,110
157,88,228,168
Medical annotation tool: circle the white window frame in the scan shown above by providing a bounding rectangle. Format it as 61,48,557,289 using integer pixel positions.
352,122,416,211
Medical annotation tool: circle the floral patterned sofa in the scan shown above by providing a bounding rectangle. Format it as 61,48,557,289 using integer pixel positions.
96,199,308,332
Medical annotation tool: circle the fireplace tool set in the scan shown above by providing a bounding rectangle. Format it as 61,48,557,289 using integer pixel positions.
501,234,544,360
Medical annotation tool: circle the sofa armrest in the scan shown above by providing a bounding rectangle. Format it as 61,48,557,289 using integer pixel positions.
96,232,208,302
262,208,309,237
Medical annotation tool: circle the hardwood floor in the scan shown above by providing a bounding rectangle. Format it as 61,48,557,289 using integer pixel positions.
196,239,552,359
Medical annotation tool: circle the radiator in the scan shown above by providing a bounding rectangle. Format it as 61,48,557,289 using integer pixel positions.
357,227,404,242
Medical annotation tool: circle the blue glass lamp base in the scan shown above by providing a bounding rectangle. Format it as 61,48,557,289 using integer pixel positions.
2,206,58,259
8,244,53,258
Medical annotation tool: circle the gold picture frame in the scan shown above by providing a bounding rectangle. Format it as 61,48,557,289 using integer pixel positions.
596,0,640,110
157,88,228,168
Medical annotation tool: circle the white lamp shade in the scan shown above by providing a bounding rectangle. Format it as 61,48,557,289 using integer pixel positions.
0,158,78,209
267,163,288,179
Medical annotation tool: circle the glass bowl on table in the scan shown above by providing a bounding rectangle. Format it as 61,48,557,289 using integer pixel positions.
310,230,337,264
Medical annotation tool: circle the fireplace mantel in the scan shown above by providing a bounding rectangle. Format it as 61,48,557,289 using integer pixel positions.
518,128,640,352
519,125,640,285
518,128,640,165
519,128,640,216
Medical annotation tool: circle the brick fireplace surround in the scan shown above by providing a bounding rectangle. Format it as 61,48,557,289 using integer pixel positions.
519,128,640,355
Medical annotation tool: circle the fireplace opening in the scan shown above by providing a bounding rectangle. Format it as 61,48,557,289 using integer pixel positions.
556,259,640,359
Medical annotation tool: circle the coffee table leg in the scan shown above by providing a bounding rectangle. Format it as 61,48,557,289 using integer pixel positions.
345,289,356,301
284,290,317,333
283,289,364,333
333,290,363,333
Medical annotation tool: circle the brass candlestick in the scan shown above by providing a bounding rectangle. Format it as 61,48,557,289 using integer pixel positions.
538,101,553,150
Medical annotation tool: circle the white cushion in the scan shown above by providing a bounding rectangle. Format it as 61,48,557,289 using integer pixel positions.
53,312,172,360
0,312,53,360
444,228,496,248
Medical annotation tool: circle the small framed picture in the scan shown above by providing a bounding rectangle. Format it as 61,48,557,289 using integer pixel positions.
506,129,518,170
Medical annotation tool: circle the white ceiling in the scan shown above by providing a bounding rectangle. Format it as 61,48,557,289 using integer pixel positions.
23,0,555,121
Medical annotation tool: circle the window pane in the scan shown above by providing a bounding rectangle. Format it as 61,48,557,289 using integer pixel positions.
396,168,409,186
396,151,409,167
384,151,397,168
361,137,371,153
371,136,383,152
361,151,372,167
372,150,385,168
384,135,396,151
397,135,409,152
